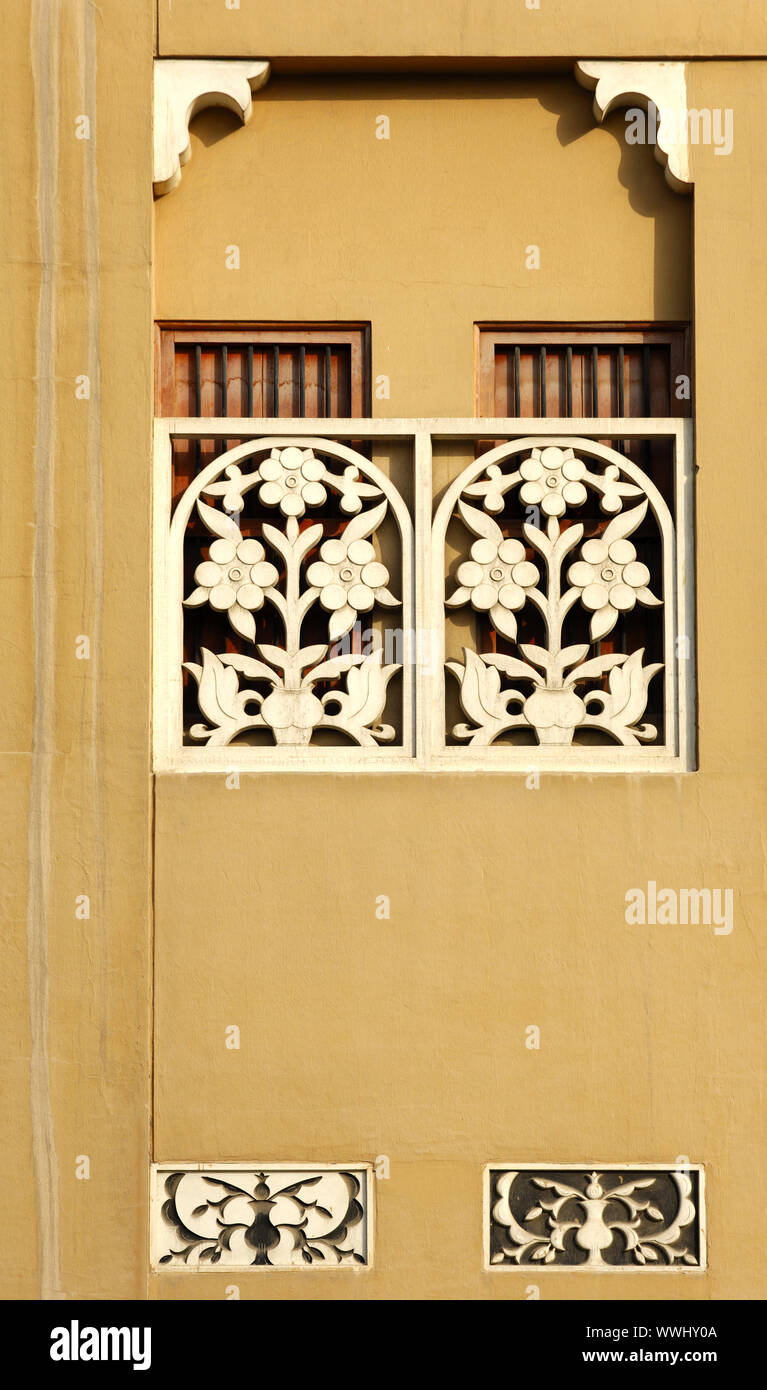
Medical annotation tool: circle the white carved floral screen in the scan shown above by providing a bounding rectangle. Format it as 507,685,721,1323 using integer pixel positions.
153,418,695,773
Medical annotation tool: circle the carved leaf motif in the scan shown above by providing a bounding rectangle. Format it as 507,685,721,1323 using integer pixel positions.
373,587,400,607
219,653,282,685
589,604,619,642
328,603,357,642
604,649,663,727
447,649,506,726
257,644,290,671
183,586,209,608
606,1178,656,1197
531,1177,582,1199
228,603,256,643
184,649,267,745
341,499,388,545
303,652,367,686
481,652,544,686
558,644,590,673
295,645,329,672
602,499,648,542
321,650,398,741
489,603,519,642
296,522,325,562
457,499,504,543
196,499,242,541
261,522,290,560
565,651,629,686
518,644,551,676
189,648,240,724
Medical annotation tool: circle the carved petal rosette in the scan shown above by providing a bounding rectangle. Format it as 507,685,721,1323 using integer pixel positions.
486,1165,704,1270
437,438,675,754
170,438,412,753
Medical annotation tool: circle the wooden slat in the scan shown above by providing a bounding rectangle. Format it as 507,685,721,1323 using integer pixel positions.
156,323,370,419
476,325,690,419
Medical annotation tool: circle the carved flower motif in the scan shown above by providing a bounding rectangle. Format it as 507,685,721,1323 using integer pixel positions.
258,446,327,517
306,537,399,641
568,536,661,640
184,538,279,642
447,537,539,640
519,446,588,517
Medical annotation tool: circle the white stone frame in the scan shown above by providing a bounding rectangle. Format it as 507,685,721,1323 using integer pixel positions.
153,419,417,774
430,421,695,774
483,1162,706,1272
153,417,694,774
150,1162,374,1271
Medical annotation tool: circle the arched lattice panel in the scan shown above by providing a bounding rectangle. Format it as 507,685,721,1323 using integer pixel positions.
431,429,694,771
155,428,413,770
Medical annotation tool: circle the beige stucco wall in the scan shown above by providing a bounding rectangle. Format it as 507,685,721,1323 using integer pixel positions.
5,0,766,1302
152,70,763,1301
2,0,153,1299
155,76,691,412
159,1,767,60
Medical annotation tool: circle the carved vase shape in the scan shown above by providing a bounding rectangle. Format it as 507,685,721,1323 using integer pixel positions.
244,1179,282,1266
260,688,324,745
574,1197,616,1266
523,688,586,745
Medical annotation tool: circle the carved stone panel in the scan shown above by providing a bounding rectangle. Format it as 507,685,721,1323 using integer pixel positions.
485,1164,705,1270
151,1164,372,1270
432,429,694,770
154,419,694,772
159,432,413,764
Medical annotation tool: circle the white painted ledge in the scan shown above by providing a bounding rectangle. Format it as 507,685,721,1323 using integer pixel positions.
153,58,270,197
575,60,693,194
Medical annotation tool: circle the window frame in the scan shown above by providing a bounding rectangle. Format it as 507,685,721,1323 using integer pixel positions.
153,415,696,775
474,322,691,418
155,321,372,418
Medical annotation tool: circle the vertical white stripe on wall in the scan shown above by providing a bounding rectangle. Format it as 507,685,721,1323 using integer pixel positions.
28,0,63,1300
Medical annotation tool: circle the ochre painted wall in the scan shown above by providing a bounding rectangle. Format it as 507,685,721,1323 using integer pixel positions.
155,77,692,416
2,0,153,1299
158,0,767,61
6,0,766,1302
151,71,765,1300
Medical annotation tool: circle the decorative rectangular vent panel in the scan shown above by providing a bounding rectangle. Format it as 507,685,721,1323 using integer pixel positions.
153,418,694,772
485,1164,705,1270
151,1164,372,1270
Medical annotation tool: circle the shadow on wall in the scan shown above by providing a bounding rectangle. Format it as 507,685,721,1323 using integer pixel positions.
188,74,691,325
536,80,692,321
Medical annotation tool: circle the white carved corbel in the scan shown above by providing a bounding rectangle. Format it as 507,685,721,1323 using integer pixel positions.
153,59,270,197
575,61,692,194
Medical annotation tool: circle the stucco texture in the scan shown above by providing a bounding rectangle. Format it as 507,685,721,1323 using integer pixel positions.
6,0,766,1302
152,68,764,1299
